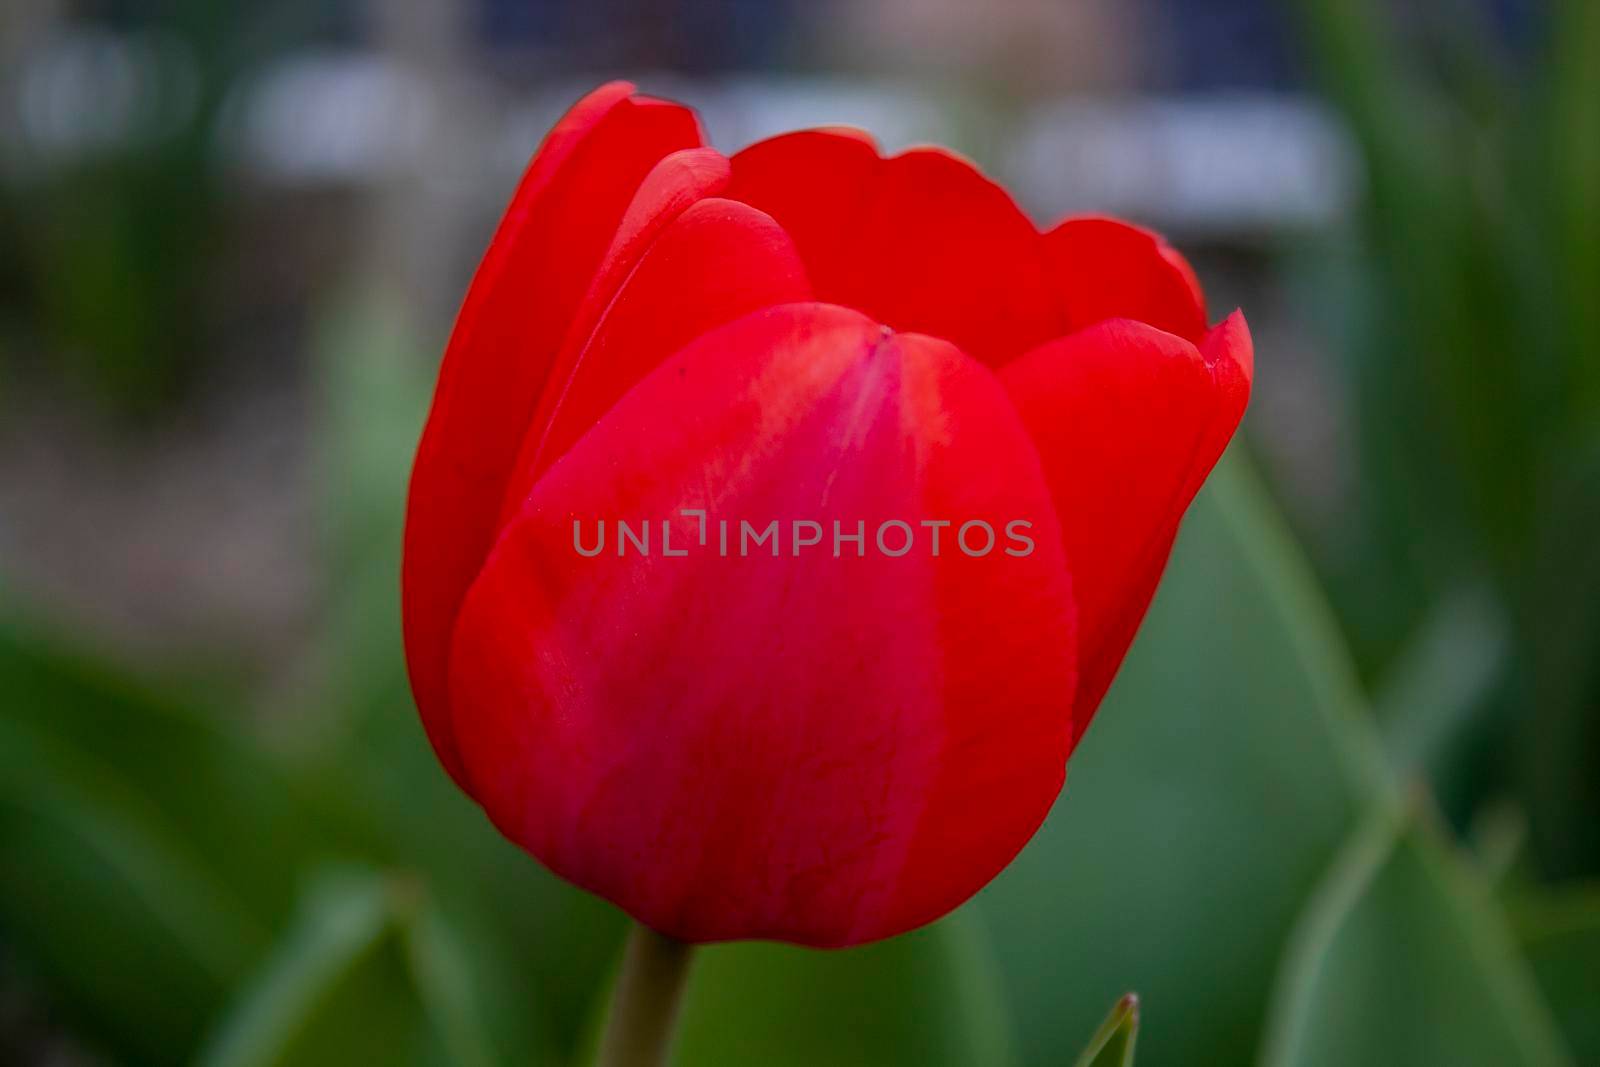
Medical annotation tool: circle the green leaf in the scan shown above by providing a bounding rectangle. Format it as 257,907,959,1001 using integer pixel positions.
0,620,337,920
402,900,552,1067
1292,0,1542,587
1261,804,1571,1067
977,454,1388,1066
196,865,550,1067
1545,0,1600,418
1512,886,1600,1064
1372,586,1507,776
1516,448,1600,878
0,618,354,1062
1371,586,1512,827
195,869,429,1067
668,911,1013,1066
1074,995,1139,1067
0,713,264,1063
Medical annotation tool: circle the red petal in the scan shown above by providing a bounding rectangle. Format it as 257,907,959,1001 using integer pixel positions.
555,147,734,359
449,304,1076,946
492,145,731,516
1197,310,1254,473
497,194,808,510
1045,216,1209,344
402,83,702,788
722,129,881,297
1000,313,1252,740
727,135,1064,365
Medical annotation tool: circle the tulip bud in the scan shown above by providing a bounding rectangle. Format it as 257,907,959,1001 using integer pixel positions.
402,81,1252,947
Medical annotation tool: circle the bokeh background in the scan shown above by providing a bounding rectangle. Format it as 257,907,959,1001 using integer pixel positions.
2,1,1598,1064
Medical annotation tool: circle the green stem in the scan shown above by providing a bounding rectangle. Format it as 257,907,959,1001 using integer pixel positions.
595,923,696,1067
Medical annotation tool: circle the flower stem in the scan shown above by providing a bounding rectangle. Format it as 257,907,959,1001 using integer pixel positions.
595,923,695,1067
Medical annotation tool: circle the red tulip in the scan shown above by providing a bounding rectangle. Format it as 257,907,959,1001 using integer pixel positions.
402,81,1252,947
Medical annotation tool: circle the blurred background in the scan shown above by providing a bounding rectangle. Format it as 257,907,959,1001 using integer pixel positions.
2,1,1597,1064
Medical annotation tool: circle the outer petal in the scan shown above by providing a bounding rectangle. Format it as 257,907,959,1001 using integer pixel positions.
1193,310,1254,483
726,134,1064,365
1001,312,1252,740
497,195,811,510
1044,217,1209,344
449,304,1077,946
403,82,703,787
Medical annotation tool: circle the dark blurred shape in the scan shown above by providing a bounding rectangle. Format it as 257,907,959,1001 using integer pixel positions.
817,0,1139,94
1150,0,1300,90
0,2,353,418
2,19,220,417
480,0,801,73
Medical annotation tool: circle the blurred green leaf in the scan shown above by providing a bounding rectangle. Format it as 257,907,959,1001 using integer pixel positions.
1468,800,1532,890
1545,0,1600,419
195,868,428,1067
1373,586,1506,775
402,909,501,1067
668,911,1012,1066
1291,0,1550,606
1516,447,1600,878
195,864,551,1067
0,621,340,919
1074,995,1139,1067
0,713,262,1064
1262,804,1571,1067
1288,0,1489,540
403,899,551,1067
0,621,342,1062
1512,886,1600,1064
978,453,1388,1066
1291,0,1600,888
1371,587,1511,822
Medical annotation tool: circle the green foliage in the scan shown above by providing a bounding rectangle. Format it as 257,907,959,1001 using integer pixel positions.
0,624,297,1061
195,870,424,1067
672,914,1013,1066
1074,995,1139,1067
194,867,538,1067
979,457,1381,1064
1262,806,1568,1067
1287,0,1600,882
977,456,1569,1065
1512,887,1600,1065
0,623,340,923
0,422,1581,1063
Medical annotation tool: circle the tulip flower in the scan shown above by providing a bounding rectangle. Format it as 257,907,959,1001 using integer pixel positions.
403,82,1251,961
